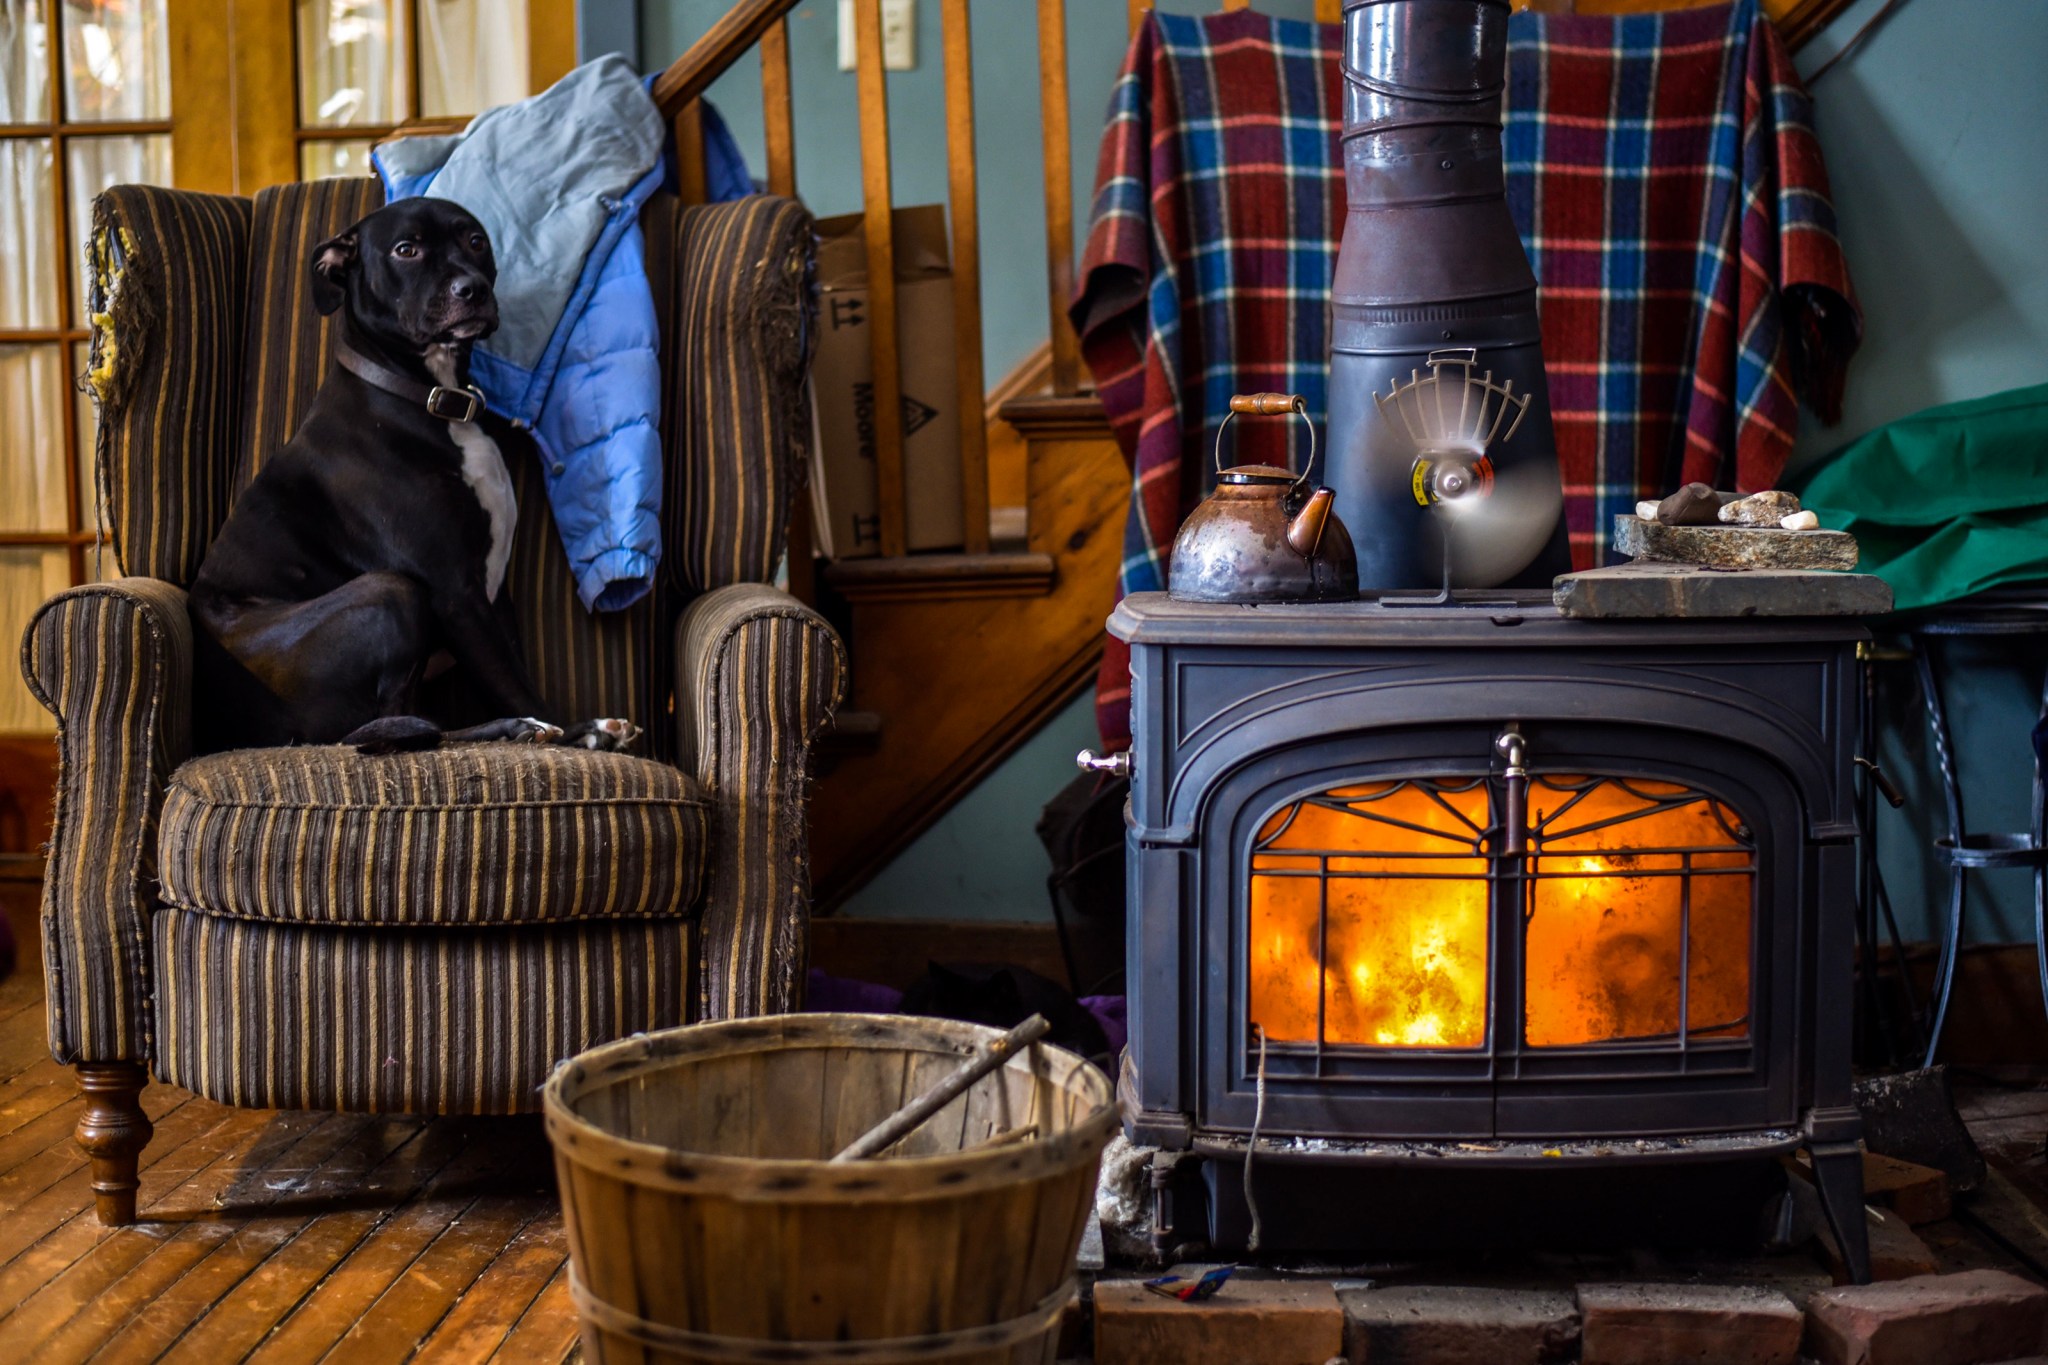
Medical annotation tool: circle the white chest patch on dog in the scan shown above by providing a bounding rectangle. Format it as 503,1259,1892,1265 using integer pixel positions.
427,348,514,602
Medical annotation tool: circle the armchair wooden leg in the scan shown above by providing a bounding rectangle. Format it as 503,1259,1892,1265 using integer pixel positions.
75,1062,153,1226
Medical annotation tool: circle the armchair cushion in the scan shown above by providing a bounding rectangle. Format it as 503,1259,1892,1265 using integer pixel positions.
158,745,704,928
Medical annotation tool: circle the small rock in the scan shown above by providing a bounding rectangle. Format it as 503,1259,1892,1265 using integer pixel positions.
1637,499,1662,520
1656,482,1729,526
1718,490,1803,526
1804,1269,2048,1365
1781,510,1821,531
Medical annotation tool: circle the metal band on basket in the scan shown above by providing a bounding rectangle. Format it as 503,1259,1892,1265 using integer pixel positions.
568,1269,1077,1362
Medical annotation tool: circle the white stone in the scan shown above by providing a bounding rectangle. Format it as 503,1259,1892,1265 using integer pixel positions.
1636,500,1661,520
1781,510,1820,531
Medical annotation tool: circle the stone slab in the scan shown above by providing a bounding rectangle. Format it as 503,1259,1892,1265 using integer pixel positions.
1340,1284,1579,1364
1094,1276,1344,1365
1552,562,1893,618
1613,513,1860,569
1577,1282,1802,1365
1804,1269,2048,1365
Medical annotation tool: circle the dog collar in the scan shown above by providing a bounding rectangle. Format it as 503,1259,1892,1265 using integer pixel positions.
335,342,486,424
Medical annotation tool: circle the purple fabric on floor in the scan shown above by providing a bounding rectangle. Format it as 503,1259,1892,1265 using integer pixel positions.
1082,995,1127,1060
805,968,904,1014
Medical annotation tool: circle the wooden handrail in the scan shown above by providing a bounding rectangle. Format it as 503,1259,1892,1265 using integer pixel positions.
651,0,803,117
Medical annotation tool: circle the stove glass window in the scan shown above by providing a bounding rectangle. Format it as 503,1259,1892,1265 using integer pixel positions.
1249,780,1492,1049
1246,773,1756,1055
1524,776,1753,1048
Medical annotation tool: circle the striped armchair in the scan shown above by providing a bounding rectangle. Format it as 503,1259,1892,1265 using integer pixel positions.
20,180,845,1225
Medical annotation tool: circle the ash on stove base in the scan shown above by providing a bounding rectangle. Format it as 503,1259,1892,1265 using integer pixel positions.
1190,1153,1792,1259
1110,593,1873,1281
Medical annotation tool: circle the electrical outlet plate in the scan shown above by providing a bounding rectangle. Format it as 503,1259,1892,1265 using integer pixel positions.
838,0,916,73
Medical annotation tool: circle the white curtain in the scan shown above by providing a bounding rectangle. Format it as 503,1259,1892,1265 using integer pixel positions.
418,0,529,119
60,0,169,120
298,0,408,126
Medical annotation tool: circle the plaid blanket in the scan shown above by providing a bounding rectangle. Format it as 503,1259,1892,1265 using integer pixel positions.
1075,1,1859,745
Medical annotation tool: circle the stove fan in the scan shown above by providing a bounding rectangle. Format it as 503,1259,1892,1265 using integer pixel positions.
1372,348,1564,598
1326,0,1573,593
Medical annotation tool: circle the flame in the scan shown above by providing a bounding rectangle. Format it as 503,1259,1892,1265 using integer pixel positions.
1248,779,1752,1051
1250,783,1490,1049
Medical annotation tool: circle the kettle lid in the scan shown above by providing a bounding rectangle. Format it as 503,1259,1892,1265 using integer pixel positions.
1218,464,1299,485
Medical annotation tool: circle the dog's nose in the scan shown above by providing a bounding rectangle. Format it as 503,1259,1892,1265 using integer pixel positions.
449,276,482,303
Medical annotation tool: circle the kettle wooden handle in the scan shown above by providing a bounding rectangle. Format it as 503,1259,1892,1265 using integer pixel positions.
1229,393,1304,416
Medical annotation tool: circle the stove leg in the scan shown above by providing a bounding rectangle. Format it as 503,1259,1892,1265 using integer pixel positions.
1810,1140,1872,1284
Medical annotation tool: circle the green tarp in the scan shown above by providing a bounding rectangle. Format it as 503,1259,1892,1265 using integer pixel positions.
1791,383,2048,612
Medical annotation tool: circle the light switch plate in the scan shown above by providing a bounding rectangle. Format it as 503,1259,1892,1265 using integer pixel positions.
838,0,916,73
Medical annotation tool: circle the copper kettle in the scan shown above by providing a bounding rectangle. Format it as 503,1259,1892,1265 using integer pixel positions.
1168,394,1360,603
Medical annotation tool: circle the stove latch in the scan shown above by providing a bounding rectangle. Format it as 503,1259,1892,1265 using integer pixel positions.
1077,748,1133,779
1495,726,1528,857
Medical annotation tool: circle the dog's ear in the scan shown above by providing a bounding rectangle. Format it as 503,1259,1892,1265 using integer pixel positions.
309,230,359,316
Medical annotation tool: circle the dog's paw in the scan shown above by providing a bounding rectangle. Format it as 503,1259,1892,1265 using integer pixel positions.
564,718,641,752
511,717,565,744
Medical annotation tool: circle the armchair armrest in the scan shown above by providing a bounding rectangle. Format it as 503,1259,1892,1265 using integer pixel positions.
676,584,846,1020
20,578,193,1064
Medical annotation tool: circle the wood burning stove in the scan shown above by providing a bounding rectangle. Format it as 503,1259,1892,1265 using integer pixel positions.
1107,592,1872,1278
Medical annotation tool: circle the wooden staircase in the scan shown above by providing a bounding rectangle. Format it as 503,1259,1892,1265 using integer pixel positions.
655,0,1133,905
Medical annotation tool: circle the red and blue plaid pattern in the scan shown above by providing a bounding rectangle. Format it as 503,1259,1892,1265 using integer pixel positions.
1074,1,1859,745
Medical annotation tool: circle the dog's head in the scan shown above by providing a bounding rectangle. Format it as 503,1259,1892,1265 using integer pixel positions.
309,199,499,351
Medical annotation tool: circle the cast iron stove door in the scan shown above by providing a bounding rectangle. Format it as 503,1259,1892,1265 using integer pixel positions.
1201,724,1803,1143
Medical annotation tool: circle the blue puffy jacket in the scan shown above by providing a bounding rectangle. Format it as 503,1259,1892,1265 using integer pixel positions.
376,57,751,611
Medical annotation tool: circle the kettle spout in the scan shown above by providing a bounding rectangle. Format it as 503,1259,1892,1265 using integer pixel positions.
1287,487,1335,559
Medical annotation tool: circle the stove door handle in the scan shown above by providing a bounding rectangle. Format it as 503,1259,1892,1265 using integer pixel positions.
1076,748,1133,780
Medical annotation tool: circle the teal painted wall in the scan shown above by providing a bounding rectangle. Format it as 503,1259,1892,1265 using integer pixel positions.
635,0,2048,937
1789,0,2048,946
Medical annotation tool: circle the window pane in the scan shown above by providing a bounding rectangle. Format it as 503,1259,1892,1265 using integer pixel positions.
61,0,169,121
298,0,409,127
0,547,71,732
300,138,377,180
1,0,51,122
0,343,68,531
418,0,528,118
65,133,171,321
0,137,56,327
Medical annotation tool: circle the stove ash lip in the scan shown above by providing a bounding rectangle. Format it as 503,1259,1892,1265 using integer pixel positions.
1184,1127,1803,1168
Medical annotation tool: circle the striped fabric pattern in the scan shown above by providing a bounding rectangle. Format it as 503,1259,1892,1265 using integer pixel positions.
232,178,382,492
153,909,692,1112
1073,2,1857,744
645,195,816,597
86,187,253,585
21,580,194,1062
158,745,704,928
677,585,846,1020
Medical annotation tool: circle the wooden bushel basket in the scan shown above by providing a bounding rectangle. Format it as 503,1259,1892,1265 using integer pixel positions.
543,1013,1118,1364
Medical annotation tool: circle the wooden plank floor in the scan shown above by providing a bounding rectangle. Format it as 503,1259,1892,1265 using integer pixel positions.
0,884,579,1363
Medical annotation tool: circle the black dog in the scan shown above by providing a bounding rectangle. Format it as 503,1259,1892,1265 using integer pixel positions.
189,198,637,755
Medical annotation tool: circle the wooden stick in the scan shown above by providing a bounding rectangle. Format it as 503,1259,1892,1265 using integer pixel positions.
760,17,796,197
831,1015,1052,1162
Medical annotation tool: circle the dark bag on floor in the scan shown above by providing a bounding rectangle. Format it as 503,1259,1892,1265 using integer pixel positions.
1036,771,1128,997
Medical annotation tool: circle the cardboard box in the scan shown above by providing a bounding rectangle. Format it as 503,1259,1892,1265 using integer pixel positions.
809,205,964,558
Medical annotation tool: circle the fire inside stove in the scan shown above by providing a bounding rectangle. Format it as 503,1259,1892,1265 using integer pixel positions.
1249,776,1754,1051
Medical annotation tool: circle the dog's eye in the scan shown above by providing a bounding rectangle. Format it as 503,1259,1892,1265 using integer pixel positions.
468,234,487,252
391,241,420,260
